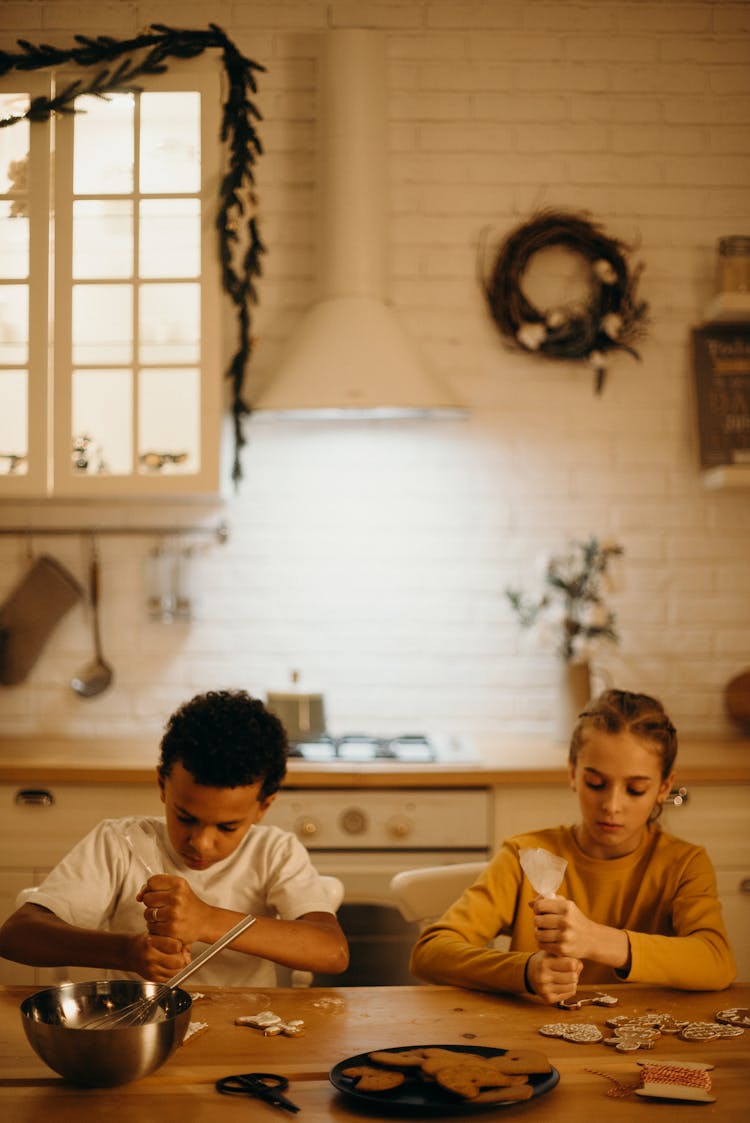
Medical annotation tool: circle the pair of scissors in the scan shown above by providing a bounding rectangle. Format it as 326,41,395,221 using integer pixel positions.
216,1072,301,1114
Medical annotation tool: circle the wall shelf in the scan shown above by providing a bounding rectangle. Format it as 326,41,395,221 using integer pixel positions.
0,520,229,543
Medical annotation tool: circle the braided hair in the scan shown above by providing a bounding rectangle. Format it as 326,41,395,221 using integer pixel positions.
570,689,678,781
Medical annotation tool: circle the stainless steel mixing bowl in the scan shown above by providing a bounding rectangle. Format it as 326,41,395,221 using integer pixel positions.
20,979,192,1086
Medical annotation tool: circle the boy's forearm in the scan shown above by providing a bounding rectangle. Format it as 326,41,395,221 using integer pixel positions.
193,906,349,975
0,906,133,972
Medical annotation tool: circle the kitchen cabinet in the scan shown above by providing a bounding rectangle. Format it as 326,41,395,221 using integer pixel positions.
0,68,224,499
1,767,748,985
0,781,162,984
493,781,750,981
660,783,750,983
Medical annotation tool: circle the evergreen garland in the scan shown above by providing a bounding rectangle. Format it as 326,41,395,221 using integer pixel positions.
0,23,265,484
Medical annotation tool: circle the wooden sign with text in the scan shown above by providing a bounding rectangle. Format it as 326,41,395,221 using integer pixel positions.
691,323,750,468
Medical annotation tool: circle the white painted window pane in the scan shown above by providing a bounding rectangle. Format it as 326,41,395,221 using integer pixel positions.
73,200,133,279
0,369,28,473
140,92,200,194
72,368,132,475
72,284,132,364
139,198,200,278
139,367,199,473
0,285,28,364
0,96,29,192
138,283,199,364
0,202,28,279
73,93,134,195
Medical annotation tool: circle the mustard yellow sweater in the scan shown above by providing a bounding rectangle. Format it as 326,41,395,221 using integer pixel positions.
410,824,736,994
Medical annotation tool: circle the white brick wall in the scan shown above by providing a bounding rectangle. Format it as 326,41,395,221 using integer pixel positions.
1,1,749,747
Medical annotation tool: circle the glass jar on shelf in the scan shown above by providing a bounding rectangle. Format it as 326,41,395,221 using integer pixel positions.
704,235,750,322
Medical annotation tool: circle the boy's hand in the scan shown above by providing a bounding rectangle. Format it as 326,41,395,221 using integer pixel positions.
525,949,582,1004
127,932,191,983
137,875,211,945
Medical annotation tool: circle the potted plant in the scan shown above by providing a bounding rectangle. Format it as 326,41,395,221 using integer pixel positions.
506,536,624,739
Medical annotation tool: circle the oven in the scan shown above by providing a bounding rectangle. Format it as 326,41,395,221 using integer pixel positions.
265,734,492,985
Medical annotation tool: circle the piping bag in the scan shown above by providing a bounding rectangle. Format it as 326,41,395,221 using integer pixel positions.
520,846,615,1008
519,847,567,898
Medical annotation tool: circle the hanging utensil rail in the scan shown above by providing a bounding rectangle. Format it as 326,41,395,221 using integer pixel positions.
0,521,229,543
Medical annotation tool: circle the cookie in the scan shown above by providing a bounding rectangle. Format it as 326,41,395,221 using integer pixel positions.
679,1021,723,1041
560,1025,603,1045
431,1060,514,1099
492,1047,552,1073
367,1048,431,1068
419,1051,504,1075
341,1065,406,1091
715,1007,750,1027
472,1083,534,1103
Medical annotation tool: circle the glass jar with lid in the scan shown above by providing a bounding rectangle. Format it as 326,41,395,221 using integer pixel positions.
717,236,750,295
704,235,750,321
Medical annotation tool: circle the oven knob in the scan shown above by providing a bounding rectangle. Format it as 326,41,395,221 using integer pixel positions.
295,817,319,840
387,815,414,841
339,808,368,835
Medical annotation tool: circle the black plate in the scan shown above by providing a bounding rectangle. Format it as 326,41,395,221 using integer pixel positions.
330,1044,560,1115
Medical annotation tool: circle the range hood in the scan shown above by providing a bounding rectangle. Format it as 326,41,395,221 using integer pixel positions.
251,29,465,419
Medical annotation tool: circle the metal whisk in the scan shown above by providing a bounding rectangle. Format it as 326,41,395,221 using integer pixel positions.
81,912,258,1030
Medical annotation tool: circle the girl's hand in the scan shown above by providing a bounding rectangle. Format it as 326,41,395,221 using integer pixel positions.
525,950,582,1004
529,895,631,971
137,875,211,945
127,931,191,983
530,895,595,959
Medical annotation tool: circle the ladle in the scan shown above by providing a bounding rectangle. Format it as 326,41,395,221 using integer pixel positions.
71,536,114,697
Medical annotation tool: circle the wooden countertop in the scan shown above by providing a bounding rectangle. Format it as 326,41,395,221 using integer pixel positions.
1,983,747,1120
0,734,748,786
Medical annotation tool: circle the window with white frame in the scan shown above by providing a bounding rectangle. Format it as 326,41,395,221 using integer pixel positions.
0,65,221,495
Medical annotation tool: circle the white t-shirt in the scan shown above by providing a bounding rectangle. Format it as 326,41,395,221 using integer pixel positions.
25,814,334,987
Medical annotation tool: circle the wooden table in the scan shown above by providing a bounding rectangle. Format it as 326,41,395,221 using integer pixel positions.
1,984,748,1121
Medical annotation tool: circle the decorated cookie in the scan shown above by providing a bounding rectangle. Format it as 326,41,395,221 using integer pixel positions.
680,1020,744,1041
715,1007,750,1027
539,1022,603,1044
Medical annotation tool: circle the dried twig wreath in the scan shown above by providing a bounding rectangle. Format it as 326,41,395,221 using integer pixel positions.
480,209,648,393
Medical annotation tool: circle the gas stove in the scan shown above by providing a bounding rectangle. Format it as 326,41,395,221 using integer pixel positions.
287,732,476,764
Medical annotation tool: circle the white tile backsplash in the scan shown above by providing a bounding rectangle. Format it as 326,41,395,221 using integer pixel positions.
0,1,748,743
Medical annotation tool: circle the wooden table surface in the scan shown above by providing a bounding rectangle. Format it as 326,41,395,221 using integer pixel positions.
1,983,748,1121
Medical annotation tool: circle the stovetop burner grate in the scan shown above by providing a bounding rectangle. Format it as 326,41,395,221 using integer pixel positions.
288,733,436,763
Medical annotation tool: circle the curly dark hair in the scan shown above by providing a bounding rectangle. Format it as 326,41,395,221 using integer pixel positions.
569,688,678,781
158,690,288,800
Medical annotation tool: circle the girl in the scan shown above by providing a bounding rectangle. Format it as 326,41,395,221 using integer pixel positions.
410,689,736,1004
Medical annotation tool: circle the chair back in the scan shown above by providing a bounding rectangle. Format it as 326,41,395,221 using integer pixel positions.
389,861,486,928
278,874,345,987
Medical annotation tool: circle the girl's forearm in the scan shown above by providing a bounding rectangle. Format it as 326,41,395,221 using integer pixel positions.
588,922,631,971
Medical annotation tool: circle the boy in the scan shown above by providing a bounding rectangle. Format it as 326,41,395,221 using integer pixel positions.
0,690,349,987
